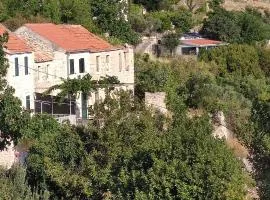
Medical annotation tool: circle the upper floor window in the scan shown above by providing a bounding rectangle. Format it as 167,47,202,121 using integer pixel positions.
69,59,74,74
79,58,85,73
24,57,29,75
46,65,49,80
106,55,110,71
96,56,100,72
124,52,129,71
38,66,41,80
119,53,122,72
15,57,19,76
26,95,30,110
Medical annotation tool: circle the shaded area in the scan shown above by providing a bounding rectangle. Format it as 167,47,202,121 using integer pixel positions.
34,93,76,115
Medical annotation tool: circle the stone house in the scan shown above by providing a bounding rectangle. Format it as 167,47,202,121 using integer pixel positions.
0,23,134,168
15,23,134,120
0,24,35,111
176,33,226,56
0,24,35,169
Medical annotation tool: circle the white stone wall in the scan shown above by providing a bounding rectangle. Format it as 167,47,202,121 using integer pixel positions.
90,48,134,84
6,53,35,110
145,92,168,114
34,51,66,93
66,48,134,118
67,48,134,84
0,143,16,169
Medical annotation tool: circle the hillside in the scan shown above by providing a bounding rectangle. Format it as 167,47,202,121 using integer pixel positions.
0,0,269,199
223,0,270,11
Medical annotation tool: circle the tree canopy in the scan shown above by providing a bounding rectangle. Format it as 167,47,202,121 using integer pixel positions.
201,8,270,44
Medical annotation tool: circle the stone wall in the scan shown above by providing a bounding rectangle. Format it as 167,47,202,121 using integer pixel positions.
0,143,16,169
145,92,168,114
6,53,35,110
212,111,231,140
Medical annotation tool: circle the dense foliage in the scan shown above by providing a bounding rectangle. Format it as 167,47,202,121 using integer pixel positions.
135,42,270,198
161,33,180,55
0,39,251,199
0,165,49,199
199,44,262,76
20,91,247,199
201,7,270,44
0,0,140,44
44,74,120,100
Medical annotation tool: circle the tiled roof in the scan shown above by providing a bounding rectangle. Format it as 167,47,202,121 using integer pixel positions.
25,23,115,53
0,24,32,54
34,52,53,63
181,39,223,46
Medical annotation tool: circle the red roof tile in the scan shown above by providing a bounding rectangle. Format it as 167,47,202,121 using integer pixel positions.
25,23,114,53
0,24,32,54
181,39,223,46
34,52,53,63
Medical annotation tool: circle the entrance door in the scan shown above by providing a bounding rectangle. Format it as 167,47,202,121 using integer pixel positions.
81,93,88,119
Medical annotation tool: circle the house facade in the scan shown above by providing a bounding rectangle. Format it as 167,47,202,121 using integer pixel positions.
0,24,35,111
15,23,134,120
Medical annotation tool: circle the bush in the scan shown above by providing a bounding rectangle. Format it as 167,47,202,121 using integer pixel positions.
25,94,248,199
199,44,261,76
258,48,270,76
161,33,180,55
0,165,49,199
201,8,270,44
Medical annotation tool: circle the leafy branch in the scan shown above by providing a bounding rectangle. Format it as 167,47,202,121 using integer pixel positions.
44,74,121,99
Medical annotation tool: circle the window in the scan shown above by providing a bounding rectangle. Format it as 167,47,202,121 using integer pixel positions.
15,57,19,76
46,65,49,79
106,55,110,71
38,66,41,80
26,95,30,110
79,58,85,73
119,53,122,72
69,59,74,74
124,52,129,71
24,57,29,75
96,56,100,72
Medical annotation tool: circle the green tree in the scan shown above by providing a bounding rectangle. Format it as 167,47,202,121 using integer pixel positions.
0,1,8,22
91,0,140,44
133,0,173,11
200,8,241,43
199,44,261,76
0,165,49,199
239,12,270,44
150,11,173,32
201,8,270,44
25,93,248,199
44,74,120,100
208,0,224,9
42,0,61,23
135,56,172,99
161,33,180,55
258,48,270,76
171,9,193,33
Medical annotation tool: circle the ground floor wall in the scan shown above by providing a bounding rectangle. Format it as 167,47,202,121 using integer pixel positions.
76,84,134,119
